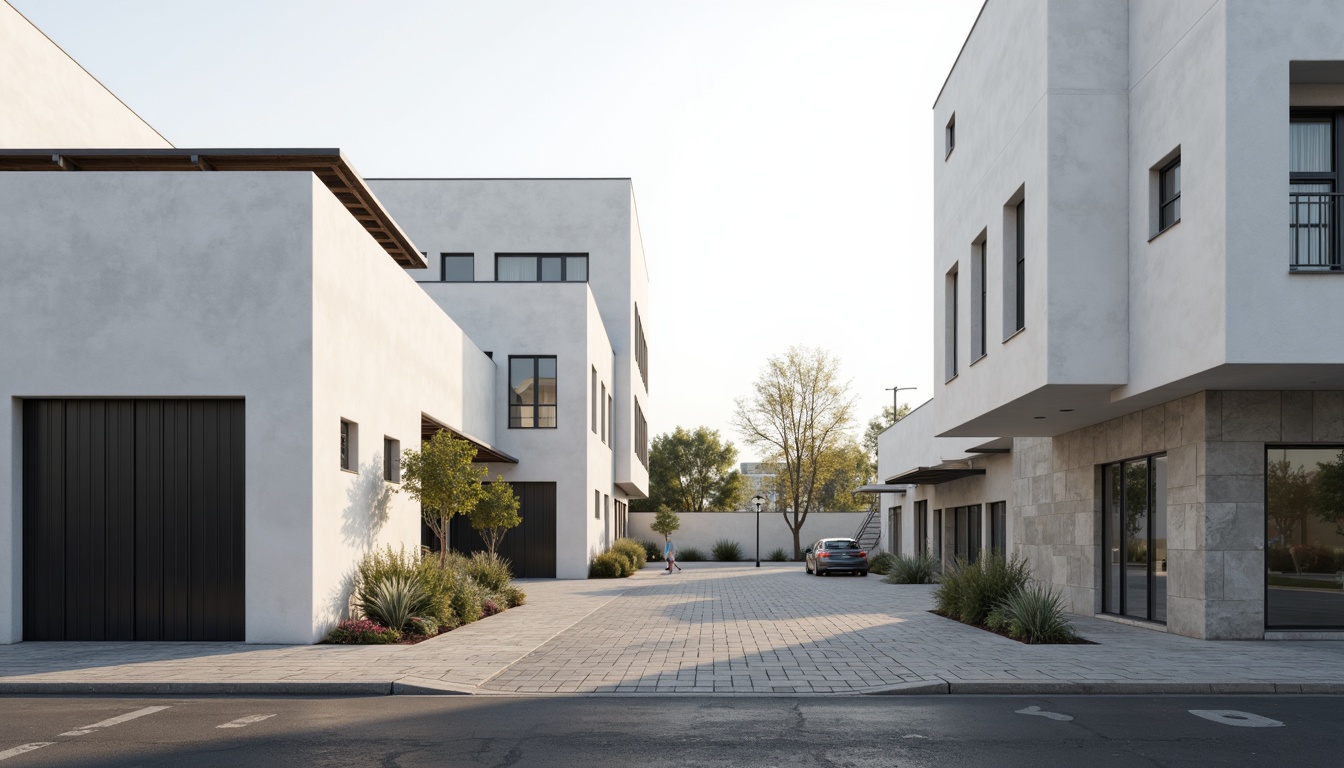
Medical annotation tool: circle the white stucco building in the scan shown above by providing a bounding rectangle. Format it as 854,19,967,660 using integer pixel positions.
880,0,1344,640
0,2,649,645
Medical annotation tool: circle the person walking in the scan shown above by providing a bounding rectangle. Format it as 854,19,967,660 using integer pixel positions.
664,538,682,573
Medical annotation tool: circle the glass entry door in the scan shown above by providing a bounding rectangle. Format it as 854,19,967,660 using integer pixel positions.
1102,455,1168,623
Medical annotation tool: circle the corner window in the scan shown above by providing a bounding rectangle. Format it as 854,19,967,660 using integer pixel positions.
340,420,358,471
383,437,400,483
495,254,589,282
441,253,474,282
509,356,557,428
1157,157,1181,232
945,113,955,159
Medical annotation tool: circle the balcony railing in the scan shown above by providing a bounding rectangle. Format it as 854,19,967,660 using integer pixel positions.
1290,192,1344,271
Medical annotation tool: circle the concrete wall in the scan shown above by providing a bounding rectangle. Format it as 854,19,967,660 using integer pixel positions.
627,511,868,560
0,1,170,148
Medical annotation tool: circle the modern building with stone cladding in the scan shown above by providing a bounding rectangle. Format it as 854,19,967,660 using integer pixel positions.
877,0,1344,640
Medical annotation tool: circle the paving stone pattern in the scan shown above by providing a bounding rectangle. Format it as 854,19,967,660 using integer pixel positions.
3,563,1344,695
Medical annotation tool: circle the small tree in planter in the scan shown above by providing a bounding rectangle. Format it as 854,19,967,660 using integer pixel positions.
399,431,485,568
471,476,521,557
651,504,681,551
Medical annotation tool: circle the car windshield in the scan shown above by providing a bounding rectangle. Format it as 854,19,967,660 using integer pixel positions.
825,540,858,550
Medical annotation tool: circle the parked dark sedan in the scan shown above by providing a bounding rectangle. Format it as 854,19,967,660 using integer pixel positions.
804,538,868,576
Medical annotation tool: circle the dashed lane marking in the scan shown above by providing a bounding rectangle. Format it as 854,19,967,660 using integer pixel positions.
0,743,55,762
1016,706,1073,722
60,705,172,736
1189,710,1285,728
218,714,276,729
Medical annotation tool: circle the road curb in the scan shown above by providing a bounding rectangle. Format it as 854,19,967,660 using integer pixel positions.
391,677,475,695
861,680,950,695
0,681,394,696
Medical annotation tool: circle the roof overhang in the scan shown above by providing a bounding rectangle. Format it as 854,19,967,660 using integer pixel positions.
854,485,909,494
883,466,987,485
966,437,1013,454
421,415,518,464
0,148,425,269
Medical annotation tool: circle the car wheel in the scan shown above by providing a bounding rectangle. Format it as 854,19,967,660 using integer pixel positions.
805,563,812,574
858,570,868,577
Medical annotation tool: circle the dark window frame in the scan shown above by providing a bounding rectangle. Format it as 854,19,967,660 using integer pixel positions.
440,253,475,282
974,239,987,361
989,500,1007,555
914,500,928,556
1289,110,1344,271
1265,444,1344,630
945,113,955,159
634,305,649,389
1100,452,1167,624
946,266,958,381
600,382,607,444
508,355,558,429
340,419,358,472
1157,157,1181,234
494,253,590,283
1014,199,1025,333
635,398,648,468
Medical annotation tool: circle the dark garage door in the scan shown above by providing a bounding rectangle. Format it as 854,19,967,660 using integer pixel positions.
23,399,245,641
445,481,556,578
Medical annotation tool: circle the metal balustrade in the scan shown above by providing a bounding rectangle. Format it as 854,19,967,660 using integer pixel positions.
1290,192,1344,271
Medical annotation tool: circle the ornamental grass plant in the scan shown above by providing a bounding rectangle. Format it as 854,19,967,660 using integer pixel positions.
881,553,940,584
933,552,1030,626
711,539,744,562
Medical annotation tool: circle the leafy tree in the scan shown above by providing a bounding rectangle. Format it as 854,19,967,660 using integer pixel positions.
639,426,746,512
1313,450,1344,539
399,431,485,568
861,403,912,465
470,476,522,557
732,346,856,559
651,504,681,543
810,438,874,512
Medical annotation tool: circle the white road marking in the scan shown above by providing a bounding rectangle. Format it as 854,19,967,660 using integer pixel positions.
901,734,929,739
1016,706,1073,722
218,714,276,729
0,743,55,762
61,705,173,736
1189,710,1284,728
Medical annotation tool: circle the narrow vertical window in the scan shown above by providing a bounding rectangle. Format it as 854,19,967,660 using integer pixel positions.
634,305,649,389
1014,199,1025,333
591,366,597,434
607,393,614,445
383,437,400,483
1158,158,1181,232
945,113,955,159
595,490,601,520
945,266,958,380
340,420,358,471
973,239,987,360
600,382,607,444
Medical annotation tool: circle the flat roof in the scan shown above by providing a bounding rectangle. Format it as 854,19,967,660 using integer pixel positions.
883,466,986,485
0,148,425,268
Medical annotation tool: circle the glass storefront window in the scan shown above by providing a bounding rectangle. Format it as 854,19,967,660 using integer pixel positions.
1266,446,1344,629
1101,454,1167,623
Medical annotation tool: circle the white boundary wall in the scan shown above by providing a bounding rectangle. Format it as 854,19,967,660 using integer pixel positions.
627,511,868,559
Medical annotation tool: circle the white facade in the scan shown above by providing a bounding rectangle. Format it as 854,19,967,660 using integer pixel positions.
0,2,653,642
882,0,1344,640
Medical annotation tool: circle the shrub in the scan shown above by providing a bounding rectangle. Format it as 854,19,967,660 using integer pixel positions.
481,598,502,618
612,538,649,571
465,551,515,594
988,583,1079,644
358,575,432,633
882,553,939,584
407,616,440,637
325,618,400,645
589,550,630,578
711,539,743,562
495,583,527,608
867,552,898,575
450,573,487,624
934,553,1030,626
767,547,789,562
642,540,662,561
677,547,705,562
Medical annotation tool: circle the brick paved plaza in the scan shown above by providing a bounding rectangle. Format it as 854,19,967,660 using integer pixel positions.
2,562,1343,695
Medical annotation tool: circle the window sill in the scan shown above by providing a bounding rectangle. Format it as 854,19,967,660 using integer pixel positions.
1288,266,1344,274
969,353,987,368
1002,327,1025,344
944,373,959,384
340,467,359,475
1147,218,1180,243
509,426,559,430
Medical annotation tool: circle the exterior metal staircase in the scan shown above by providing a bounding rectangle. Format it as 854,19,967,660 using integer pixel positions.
853,505,883,553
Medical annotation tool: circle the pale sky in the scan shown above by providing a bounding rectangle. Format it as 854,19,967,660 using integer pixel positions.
13,0,983,461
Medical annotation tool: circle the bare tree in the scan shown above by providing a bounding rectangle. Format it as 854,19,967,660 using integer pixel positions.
733,346,856,559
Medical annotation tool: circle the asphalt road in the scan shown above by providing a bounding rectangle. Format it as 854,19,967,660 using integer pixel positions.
1,695,1340,767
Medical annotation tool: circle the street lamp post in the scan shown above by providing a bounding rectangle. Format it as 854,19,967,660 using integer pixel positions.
752,494,765,567
885,385,917,416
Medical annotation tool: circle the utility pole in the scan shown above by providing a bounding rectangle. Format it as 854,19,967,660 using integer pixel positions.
885,386,917,417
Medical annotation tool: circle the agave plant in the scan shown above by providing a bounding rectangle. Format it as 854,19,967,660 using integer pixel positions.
358,575,431,633
991,583,1079,644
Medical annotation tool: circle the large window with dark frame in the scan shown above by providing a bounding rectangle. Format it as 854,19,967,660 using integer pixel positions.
1101,454,1168,623
933,509,943,563
1266,446,1344,629
1290,112,1344,271
914,500,928,556
634,398,648,468
441,253,474,282
889,506,902,555
988,501,1006,555
495,253,589,282
634,305,649,389
952,504,982,563
509,356,557,428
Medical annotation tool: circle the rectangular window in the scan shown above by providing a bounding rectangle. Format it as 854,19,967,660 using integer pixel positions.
634,305,649,389
945,265,958,380
989,501,1006,555
1157,157,1181,233
933,509,943,562
495,253,589,282
1014,199,1025,333
595,489,601,520
1266,446,1344,629
952,505,982,564
509,356,558,428
441,253,474,282
607,393,614,446
600,382,607,444
383,437,400,483
945,113,955,159
1101,454,1167,623
889,506,901,555
604,494,611,541
616,499,627,539
591,366,598,434
972,238,987,360
340,419,357,471
1290,113,1342,271
914,500,928,556
635,398,648,468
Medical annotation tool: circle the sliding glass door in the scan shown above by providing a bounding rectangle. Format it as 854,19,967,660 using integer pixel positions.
1101,455,1168,623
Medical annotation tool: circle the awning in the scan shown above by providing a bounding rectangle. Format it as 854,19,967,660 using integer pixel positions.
0,148,425,268
854,485,909,494
421,415,519,464
883,466,986,485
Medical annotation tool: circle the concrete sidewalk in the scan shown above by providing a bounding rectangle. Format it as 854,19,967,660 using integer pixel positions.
3,563,1344,696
